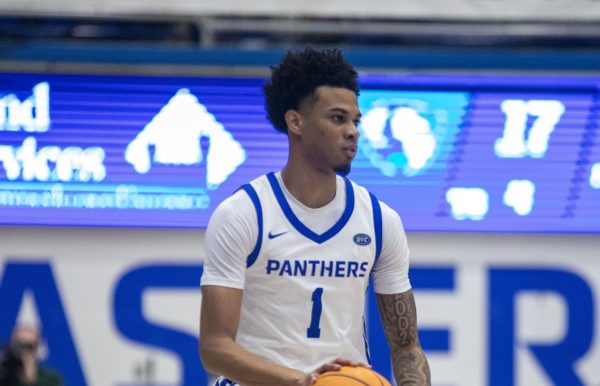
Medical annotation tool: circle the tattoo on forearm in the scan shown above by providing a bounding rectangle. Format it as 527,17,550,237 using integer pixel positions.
377,291,431,386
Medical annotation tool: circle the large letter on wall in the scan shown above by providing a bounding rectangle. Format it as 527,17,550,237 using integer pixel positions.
0,261,87,386
489,268,594,386
113,264,207,386
411,267,455,352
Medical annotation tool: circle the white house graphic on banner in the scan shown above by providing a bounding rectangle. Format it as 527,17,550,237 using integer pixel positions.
125,89,246,189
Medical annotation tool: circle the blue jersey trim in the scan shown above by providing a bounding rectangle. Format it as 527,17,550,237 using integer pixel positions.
214,378,240,386
369,192,383,264
241,184,263,268
362,315,372,365
266,172,355,244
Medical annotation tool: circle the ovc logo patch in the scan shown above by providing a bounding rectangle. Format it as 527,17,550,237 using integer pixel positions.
353,233,371,246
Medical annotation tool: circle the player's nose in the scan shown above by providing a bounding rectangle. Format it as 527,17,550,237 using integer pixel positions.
346,121,360,141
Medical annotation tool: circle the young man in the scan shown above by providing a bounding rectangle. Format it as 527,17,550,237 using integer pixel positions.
199,47,430,386
0,324,64,386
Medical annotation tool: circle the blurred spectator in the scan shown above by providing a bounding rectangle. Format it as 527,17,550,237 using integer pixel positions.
0,325,63,386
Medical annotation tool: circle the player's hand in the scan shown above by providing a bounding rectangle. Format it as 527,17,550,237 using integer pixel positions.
296,358,372,385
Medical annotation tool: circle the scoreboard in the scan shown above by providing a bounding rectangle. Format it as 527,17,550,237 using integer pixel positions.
0,71,598,232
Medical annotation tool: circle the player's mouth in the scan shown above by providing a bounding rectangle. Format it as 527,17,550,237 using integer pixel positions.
343,145,357,159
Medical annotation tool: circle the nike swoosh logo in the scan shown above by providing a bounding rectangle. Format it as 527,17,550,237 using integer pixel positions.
268,231,288,239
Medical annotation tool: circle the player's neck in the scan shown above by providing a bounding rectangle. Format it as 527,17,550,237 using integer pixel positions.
280,164,337,209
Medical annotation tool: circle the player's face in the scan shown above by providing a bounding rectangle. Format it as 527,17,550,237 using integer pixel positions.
11,326,40,359
298,86,361,175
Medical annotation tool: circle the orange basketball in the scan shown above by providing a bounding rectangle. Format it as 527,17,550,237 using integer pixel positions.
314,366,392,386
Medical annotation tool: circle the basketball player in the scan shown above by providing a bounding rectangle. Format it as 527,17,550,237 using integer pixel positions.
199,47,431,386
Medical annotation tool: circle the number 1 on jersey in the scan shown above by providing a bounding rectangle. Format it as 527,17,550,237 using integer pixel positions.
307,287,323,338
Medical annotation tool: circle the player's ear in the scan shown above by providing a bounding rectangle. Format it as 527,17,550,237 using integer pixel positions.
285,109,303,136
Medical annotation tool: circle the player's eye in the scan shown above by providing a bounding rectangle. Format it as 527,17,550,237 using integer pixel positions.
332,114,345,123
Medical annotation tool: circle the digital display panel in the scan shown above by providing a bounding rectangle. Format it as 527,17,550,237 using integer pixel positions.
0,72,599,232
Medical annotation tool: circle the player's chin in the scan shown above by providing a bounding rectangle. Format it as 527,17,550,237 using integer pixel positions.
334,163,352,176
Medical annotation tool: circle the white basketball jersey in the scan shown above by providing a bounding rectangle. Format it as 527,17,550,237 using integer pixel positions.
235,172,382,373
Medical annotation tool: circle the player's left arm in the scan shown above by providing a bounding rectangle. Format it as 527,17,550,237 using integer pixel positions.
376,290,431,386
372,201,430,385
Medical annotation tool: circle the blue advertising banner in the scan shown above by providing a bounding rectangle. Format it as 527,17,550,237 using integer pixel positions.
0,72,599,232
0,73,285,227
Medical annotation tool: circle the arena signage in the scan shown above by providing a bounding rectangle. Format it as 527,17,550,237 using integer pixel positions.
0,72,599,232
0,259,596,386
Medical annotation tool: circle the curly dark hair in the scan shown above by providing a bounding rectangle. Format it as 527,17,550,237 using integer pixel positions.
263,47,359,133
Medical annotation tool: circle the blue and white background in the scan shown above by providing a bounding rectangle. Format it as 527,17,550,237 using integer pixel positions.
1,71,599,386
1,228,598,386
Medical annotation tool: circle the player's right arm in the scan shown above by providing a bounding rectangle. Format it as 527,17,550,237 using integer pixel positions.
200,285,306,385
200,285,353,386
199,190,349,386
